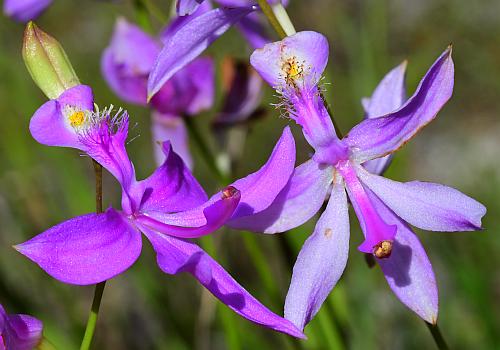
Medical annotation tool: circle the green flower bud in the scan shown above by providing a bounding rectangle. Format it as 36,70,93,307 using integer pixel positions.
22,22,80,99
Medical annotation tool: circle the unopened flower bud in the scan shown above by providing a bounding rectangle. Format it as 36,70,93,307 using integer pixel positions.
22,21,80,99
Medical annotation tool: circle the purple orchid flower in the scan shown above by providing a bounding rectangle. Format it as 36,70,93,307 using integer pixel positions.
102,18,215,168
19,85,303,338
234,31,487,330
148,0,291,100
3,0,51,22
1,303,43,350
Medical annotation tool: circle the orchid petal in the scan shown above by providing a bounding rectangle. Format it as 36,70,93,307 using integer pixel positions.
225,126,296,219
101,18,160,105
228,160,332,233
176,0,205,16
151,112,193,169
367,189,438,323
81,115,136,193
237,12,270,49
151,57,215,116
363,61,407,119
346,47,454,162
142,228,305,338
356,165,486,232
362,61,407,175
284,179,350,330
133,140,207,214
136,187,240,238
3,313,43,350
15,208,142,285
3,0,52,22
29,85,94,149
148,6,254,99
250,31,329,89
162,2,213,44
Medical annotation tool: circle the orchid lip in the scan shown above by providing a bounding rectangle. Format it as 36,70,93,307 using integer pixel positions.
336,160,397,254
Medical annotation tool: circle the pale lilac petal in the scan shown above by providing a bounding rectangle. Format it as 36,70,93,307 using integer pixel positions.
346,47,454,162
151,112,193,169
362,62,407,175
15,208,142,285
176,0,205,16
356,165,486,232
363,61,407,119
367,190,438,323
3,314,43,350
284,179,350,330
136,187,240,238
148,6,254,99
3,0,52,22
142,228,305,338
133,140,207,214
224,126,296,219
250,31,329,89
29,85,94,149
228,160,332,233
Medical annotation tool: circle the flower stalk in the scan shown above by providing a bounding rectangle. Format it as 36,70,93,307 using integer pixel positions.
426,323,450,350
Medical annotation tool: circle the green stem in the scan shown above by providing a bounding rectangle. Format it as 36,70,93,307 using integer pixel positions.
79,161,106,350
426,323,450,350
184,117,229,185
256,0,287,39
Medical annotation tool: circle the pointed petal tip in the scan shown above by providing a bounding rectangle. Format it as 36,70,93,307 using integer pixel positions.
12,244,22,252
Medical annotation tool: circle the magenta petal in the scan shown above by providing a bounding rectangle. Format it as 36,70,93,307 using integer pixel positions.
3,313,43,350
136,188,240,238
346,47,454,162
151,112,193,169
29,85,94,150
133,140,207,214
15,208,142,285
142,228,305,338
284,180,350,331
148,6,254,99
228,160,332,233
225,126,296,219
367,190,438,323
357,165,486,232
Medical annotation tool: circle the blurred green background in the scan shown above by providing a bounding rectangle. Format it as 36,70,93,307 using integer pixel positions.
0,0,499,349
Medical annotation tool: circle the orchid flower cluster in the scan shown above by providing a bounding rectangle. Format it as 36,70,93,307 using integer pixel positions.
1,0,487,348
